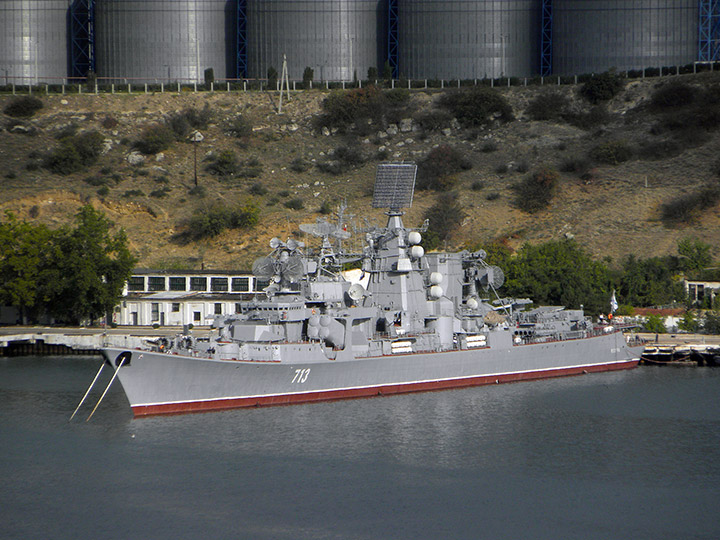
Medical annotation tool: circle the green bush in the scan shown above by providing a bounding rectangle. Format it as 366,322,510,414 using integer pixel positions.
513,167,559,213
438,86,513,127
135,124,174,154
4,96,43,118
44,130,104,175
422,193,466,250
185,202,260,240
589,140,633,165
283,198,304,210
319,86,387,129
565,105,610,130
248,182,268,196
123,189,145,197
289,157,311,173
227,115,252,138
579,72,624,104
417,145,472,190
560,156,591,176
660,185,720,226
414,109,453,132
650,81,697,109
206,150,238,177
526,91,570,121
302,66,314,89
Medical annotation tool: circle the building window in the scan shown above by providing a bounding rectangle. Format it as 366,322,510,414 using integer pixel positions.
190,277,207,291
128,276,144,291
235,303,242,313
214,303,222,315
193,311,201,322
256,278,270,290
211,277,229,292
148,277,165,291
151,303,159,322
169,277,187,291
232,277,250,292
172,303,180,312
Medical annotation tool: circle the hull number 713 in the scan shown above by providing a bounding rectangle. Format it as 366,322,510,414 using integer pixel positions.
292,368,311,383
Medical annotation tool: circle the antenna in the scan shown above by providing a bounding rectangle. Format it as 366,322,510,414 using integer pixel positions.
372,162,417,212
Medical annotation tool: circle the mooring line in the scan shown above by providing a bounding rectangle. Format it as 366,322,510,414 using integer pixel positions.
69,362,105,421
87,357,126,422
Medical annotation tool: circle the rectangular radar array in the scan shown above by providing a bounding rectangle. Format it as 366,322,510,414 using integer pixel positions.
372,162,417,211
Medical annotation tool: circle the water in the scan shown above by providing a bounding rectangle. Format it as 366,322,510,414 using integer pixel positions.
2,356,719,540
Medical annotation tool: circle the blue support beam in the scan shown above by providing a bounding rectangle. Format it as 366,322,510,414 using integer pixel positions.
237,0,248,78
699,0,720,62
70,0,95,79
387,0,399,78
540,0,553,76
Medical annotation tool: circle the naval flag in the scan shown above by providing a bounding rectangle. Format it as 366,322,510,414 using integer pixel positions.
610,290,618,314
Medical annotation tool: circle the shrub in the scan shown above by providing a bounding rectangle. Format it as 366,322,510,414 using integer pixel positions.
480,141,498,153
319,200,333,214
650,81,697,109
44,130,104,175
302,66,314,89
248,182,268,196
384,88,410,105
227,115,252,138
185,202,259,240
97,186,109,197
565,105,610,130
560,156,591,175
289,157,311,173
417,145,472,190
101,115,118,129
123,189,145,197
438,86,513,127
135,124,174,154
4,96,43,118
320,86,386,129
149,187,171,198
422,193,466,250
589,140,633,165
579,72,624,104
660,185,720,226
283,198,304,210
526,91,570,121
486,192,500,201
206,150,238,176
188,185,206,197
414,109,452,132
471,180,484,191
513,167,559,213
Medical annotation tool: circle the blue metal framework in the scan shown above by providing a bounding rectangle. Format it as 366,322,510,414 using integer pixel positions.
237,0,248,78
387,0,399,78
540,0,553,76
70,0,95,79
699,0,720,62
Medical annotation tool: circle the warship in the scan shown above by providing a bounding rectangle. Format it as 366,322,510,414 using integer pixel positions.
83,163,641,417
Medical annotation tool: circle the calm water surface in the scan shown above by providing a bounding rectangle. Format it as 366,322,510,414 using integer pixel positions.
1,356,719,540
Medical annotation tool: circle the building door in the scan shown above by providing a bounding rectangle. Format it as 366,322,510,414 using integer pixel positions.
131,312,138,325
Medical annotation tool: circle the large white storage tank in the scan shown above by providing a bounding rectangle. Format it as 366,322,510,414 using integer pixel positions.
95,0,233,83
0,0,72,84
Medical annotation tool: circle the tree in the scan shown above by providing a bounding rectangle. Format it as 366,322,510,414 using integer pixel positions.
267,66,278,89
678,237,712,273
422,193,465,251
678,311,699,333
0,214,55,323
703,311,720,335
643,314,667,334
504,239,612,315
302,66,314,89
618,255,685,307
43,205,136,324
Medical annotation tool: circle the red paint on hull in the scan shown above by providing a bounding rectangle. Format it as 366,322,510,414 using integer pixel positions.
131,359,639,417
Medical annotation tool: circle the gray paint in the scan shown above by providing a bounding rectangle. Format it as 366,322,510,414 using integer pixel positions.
247,0,382,81
0,0,72,84
553,0,699,75
398,0,540,80
95,0,233,83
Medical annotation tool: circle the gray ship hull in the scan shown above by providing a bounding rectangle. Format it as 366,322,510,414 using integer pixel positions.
102,330,640,416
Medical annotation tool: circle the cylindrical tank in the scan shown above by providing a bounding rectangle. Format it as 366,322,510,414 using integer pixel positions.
247,0,382,81
0,0,72,84
398,0,540,80
553,0,699,75
95,0,233,83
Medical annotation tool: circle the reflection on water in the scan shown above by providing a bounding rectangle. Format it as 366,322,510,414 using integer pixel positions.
2,357,720,540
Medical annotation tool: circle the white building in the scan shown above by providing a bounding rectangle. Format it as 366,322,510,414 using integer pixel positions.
114,269,266,327
685,279,720,308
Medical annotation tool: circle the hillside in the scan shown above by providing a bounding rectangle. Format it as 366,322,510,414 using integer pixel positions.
1,73,719,271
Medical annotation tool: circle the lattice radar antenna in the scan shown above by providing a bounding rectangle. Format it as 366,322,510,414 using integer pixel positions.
372,162,417,213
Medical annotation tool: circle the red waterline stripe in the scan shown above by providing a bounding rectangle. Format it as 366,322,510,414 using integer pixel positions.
132,359,639,417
